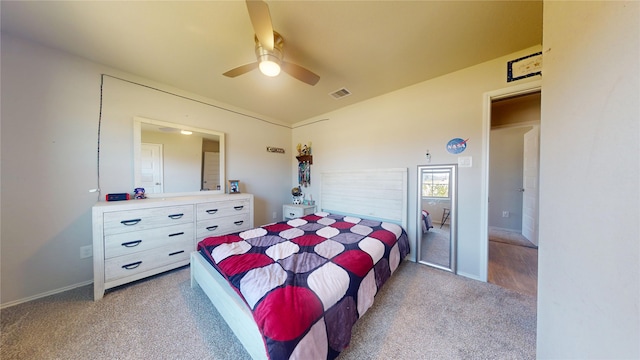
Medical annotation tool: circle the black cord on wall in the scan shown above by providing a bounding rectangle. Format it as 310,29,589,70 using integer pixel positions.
94,74,105,199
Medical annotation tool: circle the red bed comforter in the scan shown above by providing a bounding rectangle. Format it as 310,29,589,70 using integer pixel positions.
197,211,410,359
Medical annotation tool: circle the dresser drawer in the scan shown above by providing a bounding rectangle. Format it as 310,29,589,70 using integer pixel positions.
93,194,254,300
104,239,192,282
104,223,194,259
196,213,251,241
103,205,194,235
283,204,317,220
196,199,250,221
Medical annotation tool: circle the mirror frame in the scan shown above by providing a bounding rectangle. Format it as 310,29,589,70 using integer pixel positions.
133,116,226,198
417,164,457,272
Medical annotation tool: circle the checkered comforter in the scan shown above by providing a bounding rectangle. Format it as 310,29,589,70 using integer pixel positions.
197,212,410,360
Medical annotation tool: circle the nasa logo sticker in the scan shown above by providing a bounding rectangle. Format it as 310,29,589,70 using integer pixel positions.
447,138,469,154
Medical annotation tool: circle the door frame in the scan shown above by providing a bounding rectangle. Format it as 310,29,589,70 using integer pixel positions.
479,80,541,281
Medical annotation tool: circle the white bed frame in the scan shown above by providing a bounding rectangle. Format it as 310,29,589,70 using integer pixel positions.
190,168,408,359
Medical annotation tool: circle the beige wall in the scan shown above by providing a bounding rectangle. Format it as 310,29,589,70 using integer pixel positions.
2,3,637,356
0,34,292,306
537,1,639,357
292,46,542,279
99,75,292,206
491,92,541,127
1,33,541,304
488,125,534,231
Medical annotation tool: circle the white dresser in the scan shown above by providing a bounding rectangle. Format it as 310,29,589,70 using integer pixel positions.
92,194,253,300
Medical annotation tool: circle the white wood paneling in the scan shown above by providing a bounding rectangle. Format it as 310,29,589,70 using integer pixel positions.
320,168,408,229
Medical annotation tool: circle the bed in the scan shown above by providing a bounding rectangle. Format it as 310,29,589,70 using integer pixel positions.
191,168,409,360
421,210,433,233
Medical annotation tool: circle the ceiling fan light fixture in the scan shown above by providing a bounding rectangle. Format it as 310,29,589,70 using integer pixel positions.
258,58,281,77
255,31,284,77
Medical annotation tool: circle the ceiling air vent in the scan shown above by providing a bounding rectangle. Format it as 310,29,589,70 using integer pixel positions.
329,88,352,99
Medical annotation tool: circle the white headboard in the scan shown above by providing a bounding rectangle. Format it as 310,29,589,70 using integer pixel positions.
320,168,408,230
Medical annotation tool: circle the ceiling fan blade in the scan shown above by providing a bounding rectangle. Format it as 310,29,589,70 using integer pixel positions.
281,61,320,86
223,62,259,77
246,0,274,51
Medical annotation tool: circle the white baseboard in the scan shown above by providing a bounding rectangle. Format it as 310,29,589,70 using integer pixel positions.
0,280,93,309
489,225,521,233
456,271,485,282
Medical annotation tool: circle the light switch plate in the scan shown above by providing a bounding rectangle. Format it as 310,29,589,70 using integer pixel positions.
458,156,472,167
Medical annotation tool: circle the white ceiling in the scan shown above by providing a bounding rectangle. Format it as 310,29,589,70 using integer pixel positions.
1,1,542,125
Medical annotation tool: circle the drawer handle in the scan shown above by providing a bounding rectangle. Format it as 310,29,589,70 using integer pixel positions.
168,213,184,219
289,213,295,217
120,219,141,226
206,209,218,214
122,261,142,270
234,220,244,226
234,206,244,210
206,225,219,231
169,250,185,256
121,240,142,247
168,232,184,237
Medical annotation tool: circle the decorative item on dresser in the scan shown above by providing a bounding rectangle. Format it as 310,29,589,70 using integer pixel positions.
92,193,253,300
228,179,241,194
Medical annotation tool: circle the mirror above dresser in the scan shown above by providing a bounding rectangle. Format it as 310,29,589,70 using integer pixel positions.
133,116,226,197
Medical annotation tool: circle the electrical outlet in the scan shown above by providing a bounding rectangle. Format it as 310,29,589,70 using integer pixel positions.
80,245,93,259
502,211,510,218
272,211,277,220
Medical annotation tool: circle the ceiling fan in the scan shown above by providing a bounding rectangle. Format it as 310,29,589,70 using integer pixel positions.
223,0,320,86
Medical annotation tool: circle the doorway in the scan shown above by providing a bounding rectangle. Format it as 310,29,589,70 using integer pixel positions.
481,81,541,296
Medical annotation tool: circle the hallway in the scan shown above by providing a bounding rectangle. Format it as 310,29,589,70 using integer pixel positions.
488,228,538,297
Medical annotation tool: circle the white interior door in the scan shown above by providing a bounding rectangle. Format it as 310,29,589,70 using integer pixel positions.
140,143,163,194
522,126,539,245
202,151,220,190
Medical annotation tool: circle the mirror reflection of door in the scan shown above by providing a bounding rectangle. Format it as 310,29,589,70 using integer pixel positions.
202,151,220,190
140,143,163,194
134,117,225,195
418,164,457,272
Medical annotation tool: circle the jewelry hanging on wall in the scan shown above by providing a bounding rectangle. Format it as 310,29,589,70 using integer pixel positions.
296,142,313,187
298,161,311,187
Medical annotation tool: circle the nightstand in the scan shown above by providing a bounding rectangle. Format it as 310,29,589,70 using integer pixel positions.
283,204,317,221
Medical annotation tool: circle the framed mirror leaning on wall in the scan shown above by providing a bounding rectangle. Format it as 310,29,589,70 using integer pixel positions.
133,116,225,197
417,164,457,272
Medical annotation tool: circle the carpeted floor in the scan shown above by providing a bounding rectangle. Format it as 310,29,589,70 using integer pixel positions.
420,224,451,268
1,262,536,360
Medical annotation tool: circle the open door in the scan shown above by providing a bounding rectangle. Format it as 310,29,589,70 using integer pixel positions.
522,126,540,245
